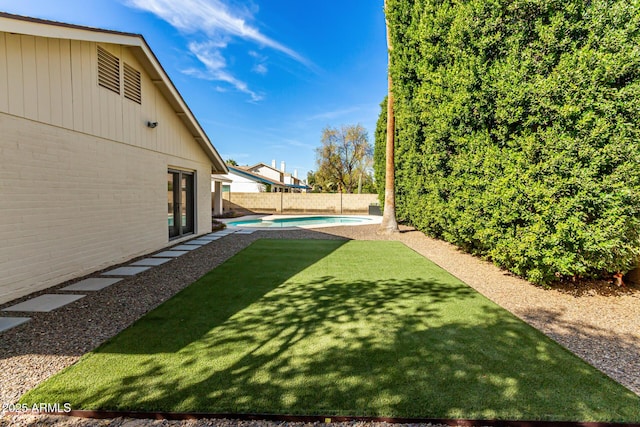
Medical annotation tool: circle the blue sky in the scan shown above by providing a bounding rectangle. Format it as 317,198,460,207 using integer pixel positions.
0,0,388,179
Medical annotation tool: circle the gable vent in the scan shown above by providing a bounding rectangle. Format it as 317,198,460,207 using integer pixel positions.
124,63,142,104
97,46,120,94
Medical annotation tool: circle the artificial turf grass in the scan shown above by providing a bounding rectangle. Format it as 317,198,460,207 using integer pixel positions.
20,239,640,421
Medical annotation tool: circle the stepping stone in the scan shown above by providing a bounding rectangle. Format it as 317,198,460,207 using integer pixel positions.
2,294,85,313
61,278,122,291
0,317,30,333
153,250,188,258
171,244,201,251
130,258,172,267
201,235,221,240
187,239,211,245
102,266,151,276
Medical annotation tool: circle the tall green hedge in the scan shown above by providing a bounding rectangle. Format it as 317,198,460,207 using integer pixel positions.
374,96,388,207
378,0,640,284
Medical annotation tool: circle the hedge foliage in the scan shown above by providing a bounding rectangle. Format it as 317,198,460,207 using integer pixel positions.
376,0,640,284
374,96,388,207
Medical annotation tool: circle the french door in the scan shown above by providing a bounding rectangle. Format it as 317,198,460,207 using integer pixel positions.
168,170,195,239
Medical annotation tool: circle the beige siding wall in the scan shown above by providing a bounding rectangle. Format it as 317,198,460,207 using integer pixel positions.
0,33,213,304
0,34,204,160
222,192,378,214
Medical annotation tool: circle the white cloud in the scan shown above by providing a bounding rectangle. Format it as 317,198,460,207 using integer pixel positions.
188,41,227,70
248,50,267,60
125,0,312,100
252,63,268,75
248,50,268,75
186,41,263,101
128,0,309,64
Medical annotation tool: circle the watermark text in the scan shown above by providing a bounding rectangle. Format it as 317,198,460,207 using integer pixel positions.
2,402,72,413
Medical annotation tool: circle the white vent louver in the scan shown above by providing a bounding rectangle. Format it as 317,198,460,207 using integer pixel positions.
97,46,120,94
124,63,142,104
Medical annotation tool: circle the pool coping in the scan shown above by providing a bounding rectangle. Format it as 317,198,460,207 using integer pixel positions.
219,214,383,230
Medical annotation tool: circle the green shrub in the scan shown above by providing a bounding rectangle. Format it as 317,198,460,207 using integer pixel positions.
379,0,640,284
374,96,388,207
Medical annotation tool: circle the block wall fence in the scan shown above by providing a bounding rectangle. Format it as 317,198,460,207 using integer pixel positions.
216,192,378,214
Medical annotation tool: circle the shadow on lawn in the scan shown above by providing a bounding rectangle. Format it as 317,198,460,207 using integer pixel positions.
33,265,640,421
94,239,351,355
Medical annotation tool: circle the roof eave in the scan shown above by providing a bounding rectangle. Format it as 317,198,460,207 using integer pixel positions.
228,167,284,186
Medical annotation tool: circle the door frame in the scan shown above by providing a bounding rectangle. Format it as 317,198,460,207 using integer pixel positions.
168,168,196,240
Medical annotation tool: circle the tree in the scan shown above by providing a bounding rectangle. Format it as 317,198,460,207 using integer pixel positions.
306,170,322,193
358,171,378,194
226,159,238,166
314,124,373,194
378,0,399,234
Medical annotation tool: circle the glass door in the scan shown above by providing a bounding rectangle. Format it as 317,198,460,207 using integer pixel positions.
168,170,195,239
181,173,194,235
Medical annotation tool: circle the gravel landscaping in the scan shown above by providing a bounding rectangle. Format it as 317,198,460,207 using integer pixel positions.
1,224,638,426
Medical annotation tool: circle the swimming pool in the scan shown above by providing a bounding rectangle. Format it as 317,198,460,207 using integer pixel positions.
227,215,380,229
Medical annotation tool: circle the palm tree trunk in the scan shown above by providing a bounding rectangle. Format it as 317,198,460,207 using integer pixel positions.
379,0,399,234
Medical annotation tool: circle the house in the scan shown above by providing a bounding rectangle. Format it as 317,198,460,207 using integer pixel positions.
220,165,289,193
0,13,228,305
249,161,286,183
215,160,309,195
248,160,307,190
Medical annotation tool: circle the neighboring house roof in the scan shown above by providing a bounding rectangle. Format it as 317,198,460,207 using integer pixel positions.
228,166,285,188
0,12,228,175
248,163,282,174
248,162,307,186
228,166,311,190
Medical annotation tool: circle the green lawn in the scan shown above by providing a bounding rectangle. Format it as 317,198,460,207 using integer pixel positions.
21,240,640,421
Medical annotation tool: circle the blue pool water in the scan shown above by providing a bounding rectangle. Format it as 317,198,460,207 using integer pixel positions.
228,216,373,228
